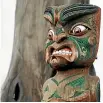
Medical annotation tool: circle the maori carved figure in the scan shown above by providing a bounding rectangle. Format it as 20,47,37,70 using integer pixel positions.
42,4,101,102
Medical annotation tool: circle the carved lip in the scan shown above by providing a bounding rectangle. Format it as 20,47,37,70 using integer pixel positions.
46,42,78,63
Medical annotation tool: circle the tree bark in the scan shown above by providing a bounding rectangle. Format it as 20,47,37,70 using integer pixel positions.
68,0,89,4
1,0,89,102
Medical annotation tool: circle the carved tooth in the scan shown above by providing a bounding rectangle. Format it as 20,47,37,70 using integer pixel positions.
69,52,72,55
62,50,65,53
69,52,72,54
55,51,59,54
59,50,62,54
61,51,63,55
65,51,69,54
62,51,65,55
57,51,59,54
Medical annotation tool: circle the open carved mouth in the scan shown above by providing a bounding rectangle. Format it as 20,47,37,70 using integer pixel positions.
50,46,73,62
46,42,78,64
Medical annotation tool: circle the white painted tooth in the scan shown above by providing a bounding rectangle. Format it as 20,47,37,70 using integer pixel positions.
66,51,69,54
69,52,72,54
56,51,59,54
55,51,57,54
65,51,68,54
57,51,59,54
69,52,72,55
64,51,72,55
62,50,65,53
65,51,68,55
61,52,63,55
61,51,64,55
58,50,61,54
62,51,65,55
59,50,61,52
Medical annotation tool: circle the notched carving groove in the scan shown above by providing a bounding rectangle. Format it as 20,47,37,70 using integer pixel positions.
13,83,20,101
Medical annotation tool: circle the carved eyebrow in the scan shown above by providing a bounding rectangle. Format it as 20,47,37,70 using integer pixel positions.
59,4,99,25
44,7,55,25
44,4,99,26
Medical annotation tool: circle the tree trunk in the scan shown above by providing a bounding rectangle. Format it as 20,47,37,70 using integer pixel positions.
68,0,89,4
1,0,89,102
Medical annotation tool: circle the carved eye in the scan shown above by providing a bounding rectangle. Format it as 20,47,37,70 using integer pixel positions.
48,29,54,40
71,25,88,36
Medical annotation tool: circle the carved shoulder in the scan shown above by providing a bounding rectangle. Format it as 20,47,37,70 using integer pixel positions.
88,76,100,102
42,78,59,102
42,78,52,94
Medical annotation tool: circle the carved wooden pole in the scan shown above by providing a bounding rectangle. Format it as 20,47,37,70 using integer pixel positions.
42,0,100,102
1,0,90,102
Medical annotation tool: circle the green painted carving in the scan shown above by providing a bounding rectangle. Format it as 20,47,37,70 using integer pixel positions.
59,72,81,84
56,27,64,35
42,3,101,102
51,78,59,86
59,4,98,25
49,91,61,99
44,7,55,24
51,72,82,86
44,85,49,92
67,76,85,88
45,41,54,48
72,91,84,98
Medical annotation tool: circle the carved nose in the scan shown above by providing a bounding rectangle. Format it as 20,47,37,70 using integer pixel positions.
55,34,67,43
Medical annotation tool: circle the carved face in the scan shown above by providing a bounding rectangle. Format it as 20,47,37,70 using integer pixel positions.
44,4,101,70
